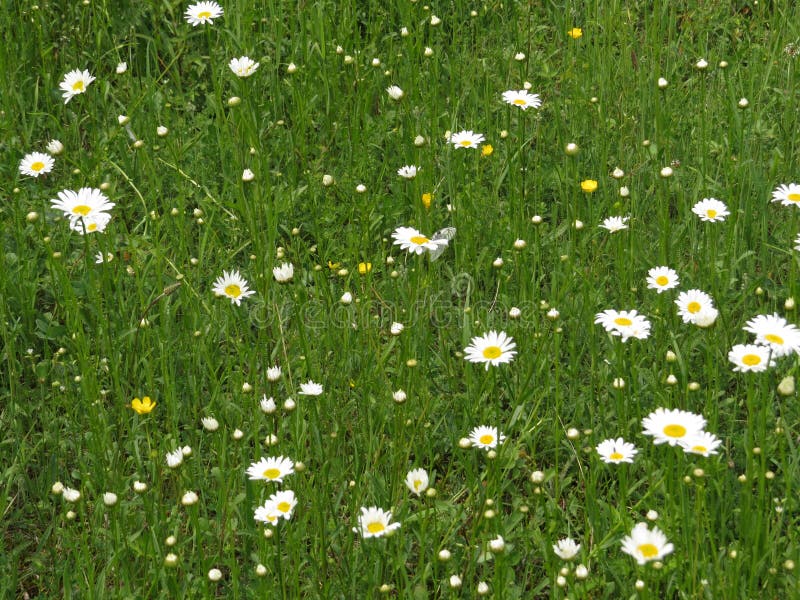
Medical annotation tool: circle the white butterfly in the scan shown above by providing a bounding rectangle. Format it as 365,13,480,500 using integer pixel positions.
429,227,456,261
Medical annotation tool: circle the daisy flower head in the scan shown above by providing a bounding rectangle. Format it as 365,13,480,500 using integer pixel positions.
405,468,430,496
69,211,111,234
268,490,297,520
19,152,54,178
386,85,404,100
679,431,723,457
59,69,95,103
298,380,323,396
692,198,730,222
553,538,581,560
468,425,506,450
450,130,485,149
501,89,542,110
794,233,800,252
397,165,418,179
391,226,449,256
166,448,184,469
728,343,775,373
771,183,800,207
51,187,115,221
621,522,674,565
646,266,680,294
599,216,629,233
212,270,255,306
594,309,651,342
246,456,295,483
273,262,294,283
743,313,800,357
355,506,401,538
185,1,223,26
463,330,517,369
254,501,280,526
675,289,715,325
596,437,638,464
642,408,707,446
229,56,259,77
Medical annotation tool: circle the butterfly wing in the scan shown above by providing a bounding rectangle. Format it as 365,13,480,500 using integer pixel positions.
429,227,456,261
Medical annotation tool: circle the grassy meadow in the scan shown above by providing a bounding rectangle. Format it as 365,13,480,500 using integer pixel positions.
2,0,800,597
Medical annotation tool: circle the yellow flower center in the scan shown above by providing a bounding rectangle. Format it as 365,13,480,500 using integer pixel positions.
482,346,502,359
691,445,707,453
277,501,291,513
764,334,784,345
31,161,45,171
72,205,92,216
72,80,85,91
614,317,632,326
367,521,386,534
687,301,701,314
413,479,422,490
742,354,761,366
513,98,526,105
410,235,430,245
87,223,97,232
788,193,800,202
263,468,281,479
707,209,717,218
198,10,212,18
225,284,242,298
663,424,686,438
479,434,495,445
637,543,659,559
655,275,669,286
459,139,473,147
609,452,624,460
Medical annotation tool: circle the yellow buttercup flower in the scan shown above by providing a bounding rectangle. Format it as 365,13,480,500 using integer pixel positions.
421,193,432,209
481,144,494,157
567,28,583,39
580,179,598,193
327,260,341,270
131,396,156,415
358,262,372,275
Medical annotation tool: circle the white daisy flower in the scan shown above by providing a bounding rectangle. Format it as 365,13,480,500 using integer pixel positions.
391,226,449,256
596,437,638,464
728,343,775,373
594,309,651,342
68,212,112,234
19,152,54,177
646,266,680,293
468,425,506,450
229,56,259,77
397,165,419,179
51,187,115,221
674,289,715,325
184,1,223,26
254,500,280,525
552,537,581,560
273,262,294,283
298,380,323,396
59,68,96,103
268,490,297,520
212,270,255,306
692,198,729,222
405,468,429,496
463,330,517,369
599,216,630,233
679,431,723,457
246,456,295,483
771,183,800,207
621,522,674,565
386,85,404,100
355,506,401,538
642,408,706,446
165,448,184,468
450,130,485,149
743,313,800,357
501,89,542,110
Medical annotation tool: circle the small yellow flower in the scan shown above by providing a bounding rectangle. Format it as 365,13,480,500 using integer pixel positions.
421,193,432,210
358,262,372,275
567,27,583,39
581,179,598,193
481,144,494,157
327,260,341,270
131,396,156,415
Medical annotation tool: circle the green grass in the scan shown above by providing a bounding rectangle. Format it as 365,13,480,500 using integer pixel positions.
2,0,800,597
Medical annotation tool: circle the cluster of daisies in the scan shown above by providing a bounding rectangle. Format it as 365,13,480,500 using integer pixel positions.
728,313,800,372
50,187,115,235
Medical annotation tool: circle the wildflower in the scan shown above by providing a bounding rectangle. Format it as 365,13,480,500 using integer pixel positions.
47,139,64,155
181,491,199,505
390,322,404,335
660,166,673,178
386,85,404,100
201,416,219,431
157,126,168,137
397,165,418,179
675,289,715,324
580,179,598,193
61,487,80,502
185,1,223,26
778,375,795,396
468,425,506,450
355,506,401,538
450,130,485,149
599,216,629,233
133,481,147,493
254,500,280,525
19,152,54,178
241,169,255,181
449,575,462,588
268,490,297,520
228,56,259,77
621,522,674,565
646,266,680,294
501,90,542,110
679,432,722,457
594,309,651,341
130,396,156,414
565,143,579,155
322,174,334,186
728,344,775,373
103,492,118,506
611,167,625,179
69,212,111,234
273,263,294,283
596,437,638,464
392,226,450,256
95,251,114,264
298,380,323,396
481,144,493,156
267,366,282,381
51,187,115,222
246,456,295,483
207,568,222,582
340,291,353,304
567,27,583,39
405,468,429,496
59,68,95,103
553,538,581,560
658,77,668,88
430,15,441,25
212,270,255,306
692,198,729,222
743,313,800,357
392,389,407,403
116,62,127,74
771,183,800,207
464,330,517,369
642,408,706,446
477,581,490,595
489,535,505,553
695,58,708,69
166,448,184,468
